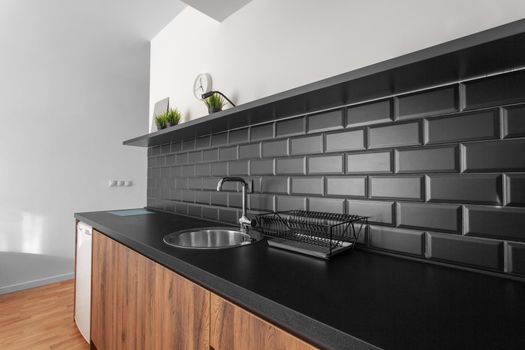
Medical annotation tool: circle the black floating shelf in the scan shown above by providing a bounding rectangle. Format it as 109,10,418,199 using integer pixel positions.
124,19,525,148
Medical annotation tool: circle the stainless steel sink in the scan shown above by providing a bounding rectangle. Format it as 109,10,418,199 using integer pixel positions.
163,227,263,249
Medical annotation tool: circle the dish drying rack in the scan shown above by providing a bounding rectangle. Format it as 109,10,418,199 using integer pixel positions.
254,210,368,259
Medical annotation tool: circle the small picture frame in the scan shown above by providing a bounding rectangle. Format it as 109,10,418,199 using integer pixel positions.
151,97,169,132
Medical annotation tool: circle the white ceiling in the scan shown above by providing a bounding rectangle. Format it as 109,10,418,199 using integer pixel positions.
181,0,252,21
0,0,187,50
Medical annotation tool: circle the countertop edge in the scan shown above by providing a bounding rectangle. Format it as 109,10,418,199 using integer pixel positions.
75,212,380,350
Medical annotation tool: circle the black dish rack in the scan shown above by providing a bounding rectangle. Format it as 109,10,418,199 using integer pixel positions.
254,210,368,259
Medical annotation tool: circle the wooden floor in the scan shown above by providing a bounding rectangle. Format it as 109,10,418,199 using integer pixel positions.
0,280,89,350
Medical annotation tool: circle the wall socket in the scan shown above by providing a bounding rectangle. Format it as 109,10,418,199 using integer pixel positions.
108,180,133,187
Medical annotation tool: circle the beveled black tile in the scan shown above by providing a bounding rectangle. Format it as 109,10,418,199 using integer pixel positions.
465,205,525,241
397,85,458,119
397,202,461,233
428,232,503,270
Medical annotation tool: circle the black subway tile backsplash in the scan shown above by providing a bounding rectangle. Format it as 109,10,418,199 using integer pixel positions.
347,199,394,225
276,157,305,175
148,69,525,278
251,123,274,141
309,197,345,214
397,202,461,233
369,226,425,256
426,109,499,144
308,109,344,133
326,176,366,197
347,151,392,173
370,176,423,200
250,159,274,175
428,174,502,205
308,155,343,174
291,177,323,195
261,177,289,194
508,242,525,275
465,70,525,109
262,139,288,158
325,129,365,153
396,146,458,173
397,85,458,119
239,143,261,159
211,132,228,147
290,135,323,155
464,139,525,172
503,104,525,138
428,232,504,270
346,99,392,127
506,174,525,206
368,122,421,149
276,196,307,211
465,206,525,241
276,117,305,137
229,128,249,144
219,146,238,161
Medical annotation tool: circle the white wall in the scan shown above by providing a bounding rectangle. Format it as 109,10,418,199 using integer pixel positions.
0,0,185,294
150,0,525,128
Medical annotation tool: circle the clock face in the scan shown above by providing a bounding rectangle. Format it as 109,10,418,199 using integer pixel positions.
193,73,212,100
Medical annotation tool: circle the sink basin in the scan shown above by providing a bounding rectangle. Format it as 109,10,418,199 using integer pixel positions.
163,227,263,249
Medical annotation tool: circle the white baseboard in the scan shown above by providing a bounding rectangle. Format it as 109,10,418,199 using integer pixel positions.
0,272,74,295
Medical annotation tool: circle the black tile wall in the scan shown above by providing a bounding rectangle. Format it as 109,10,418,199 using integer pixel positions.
368,122,421,149
465,70,525,109
262,139,288,157
369,226,425,256
503,104,525,138
397,85,458,119
426,109,499,144
397,202,461,233
508,242,525,275
147,69,525,278
308,155,343,174
326,176,366,197
276,117,305,137
464,139,525,172
325,129,365,152
239,143,260,159
290,135,323,155
291,177,323,195
309,197,345,214
308,109,344,133
428,232,503,270
251,123,274,141
506,174,525,206
428,174,503,205
229,128,249,144
346,99,392,127
347,151,392,173
369,176,423,200
465,206,525,241
396,146,458,173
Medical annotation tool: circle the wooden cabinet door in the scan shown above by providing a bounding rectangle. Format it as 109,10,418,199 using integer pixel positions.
210,293,317,350
91,230,209,350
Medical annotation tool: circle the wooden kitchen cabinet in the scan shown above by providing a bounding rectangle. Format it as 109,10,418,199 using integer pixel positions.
91,230,210,350
210,293,317,350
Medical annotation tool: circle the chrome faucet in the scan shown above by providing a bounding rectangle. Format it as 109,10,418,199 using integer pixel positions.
217,177,252,232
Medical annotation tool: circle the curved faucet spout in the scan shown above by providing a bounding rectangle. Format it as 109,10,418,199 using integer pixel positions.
216,177,248,191
217,177,251,232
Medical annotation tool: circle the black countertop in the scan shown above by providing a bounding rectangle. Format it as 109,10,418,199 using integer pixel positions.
75,209,525,350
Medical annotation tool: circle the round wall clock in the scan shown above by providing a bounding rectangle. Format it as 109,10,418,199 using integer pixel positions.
193,73,212,100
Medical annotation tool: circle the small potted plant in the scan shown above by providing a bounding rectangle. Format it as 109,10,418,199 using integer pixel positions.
155,113,168,130
165,108,182,127
204,93,225,114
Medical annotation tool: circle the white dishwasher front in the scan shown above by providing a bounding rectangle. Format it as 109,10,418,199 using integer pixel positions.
75,221,92,343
